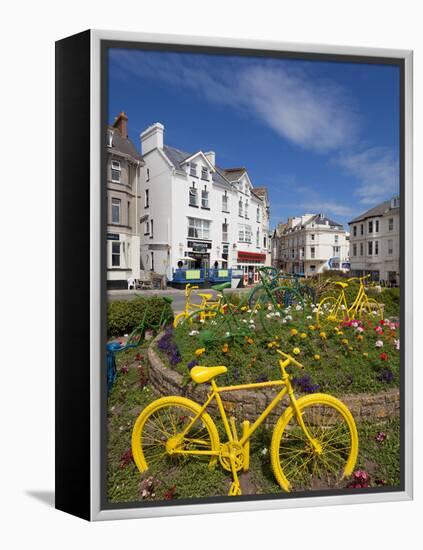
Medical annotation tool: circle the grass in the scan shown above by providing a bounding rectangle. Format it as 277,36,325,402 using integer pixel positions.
106,343,401,503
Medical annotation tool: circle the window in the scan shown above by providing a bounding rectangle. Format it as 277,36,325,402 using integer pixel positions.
360,224,364,235
201,167,208,180
310,265,316,272
311,247,315,259
263,235,267,248
188,217,210,240
389,218,394,231
111,198,121,224
144,220,150,235
256,229,260,246
375,220,379,233
146,168,150,182
222,193,229,212
375,240,379,255
151,251,155,272
368,241,373,255
245,201,249,219
189,163,197,177
368,220,373,233
150,219,154,238
189,185,198,206
334,234,339,243
256,206,260,222
300,247,304,258
222,222,228,242
201,188,209,208
291,248,295,259
238,198,243,217
111,242,120,266
333,246,340,256
353,226,357,237
145,189,149,208
111,160,121,183
311,234,315,241
238,224,252,243
388,239,393,255
360,242,363,256
127,201,130,226
353,244,357,256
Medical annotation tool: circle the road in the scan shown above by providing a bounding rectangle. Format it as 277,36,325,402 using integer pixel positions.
107,287,251,313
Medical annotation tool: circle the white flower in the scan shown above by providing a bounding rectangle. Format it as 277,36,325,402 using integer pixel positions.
306,315,312,320
247,309,252,313
249,319,255,324
210,320,217,325
275,312,281,317
124,333,129,338
296,305,302,311
225,332,231,337
189,330,199,336
312,308,318,313
199,319,205,323
352,321,359,328
282,319,287,324
261,447,268,456
285,315,292,322
341,305,346,310
375,340,384,348
394,339,400,350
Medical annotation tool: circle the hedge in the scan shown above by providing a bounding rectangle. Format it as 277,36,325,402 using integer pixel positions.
107,296,174,337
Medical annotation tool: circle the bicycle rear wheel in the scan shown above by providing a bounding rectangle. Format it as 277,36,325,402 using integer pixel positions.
359,298,384,321
132,396,220,473
271,394,358,492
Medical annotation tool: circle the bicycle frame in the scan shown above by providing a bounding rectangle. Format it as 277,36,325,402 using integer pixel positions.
171,359,316,456
330,276,371,320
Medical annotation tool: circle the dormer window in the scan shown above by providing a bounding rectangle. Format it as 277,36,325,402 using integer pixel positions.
190,163,197,177
201,167,208,180
111,160,121,183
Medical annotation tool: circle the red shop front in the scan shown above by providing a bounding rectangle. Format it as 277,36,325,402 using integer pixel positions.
237,251,267,285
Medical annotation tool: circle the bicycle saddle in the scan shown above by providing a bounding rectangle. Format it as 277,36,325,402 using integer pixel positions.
335,282,349,288
198,293,213,300
211,282,231,292
190,365,227,384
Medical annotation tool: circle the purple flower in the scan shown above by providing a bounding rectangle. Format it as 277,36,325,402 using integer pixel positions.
292,375,320,393
377,368,394,383
187,360,197,370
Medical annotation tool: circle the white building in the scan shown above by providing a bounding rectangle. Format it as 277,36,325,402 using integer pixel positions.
348,196,400,285
106,112,144,289
138,122,270,285
272,214,350,276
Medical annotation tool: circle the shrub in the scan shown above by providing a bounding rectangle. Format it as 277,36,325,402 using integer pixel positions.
107,296,174,337
377,287,400,319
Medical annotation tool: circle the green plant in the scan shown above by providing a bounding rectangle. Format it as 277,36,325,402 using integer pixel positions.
108,296,174,337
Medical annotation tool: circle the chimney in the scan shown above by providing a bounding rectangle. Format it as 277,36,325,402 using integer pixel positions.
205,151,216,167
140,123,164,155
113,111,128,139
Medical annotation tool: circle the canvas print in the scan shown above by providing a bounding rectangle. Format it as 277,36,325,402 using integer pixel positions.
104,45,402,505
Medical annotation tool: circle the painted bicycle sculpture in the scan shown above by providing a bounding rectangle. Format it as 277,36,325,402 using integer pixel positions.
132,349,359,496
173,283,224,328
316,274,383,323
248,267,305,310
176,279,300,343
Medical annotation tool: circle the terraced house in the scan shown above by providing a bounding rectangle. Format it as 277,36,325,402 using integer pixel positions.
138,122,270,285
106,112,144,289
348,196,400,285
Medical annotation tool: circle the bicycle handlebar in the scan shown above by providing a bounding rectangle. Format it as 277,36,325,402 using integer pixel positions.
276,349,304,369
347,274,371,283
185,283,199,296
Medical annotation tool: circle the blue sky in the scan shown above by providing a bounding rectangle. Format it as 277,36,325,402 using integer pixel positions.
108,48,400,230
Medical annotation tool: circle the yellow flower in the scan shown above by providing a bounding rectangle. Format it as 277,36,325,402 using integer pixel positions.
195,348,206,356
356,334,364,341
341,338,349,345
292,347,301,355
240,305,248,311
246,338,254,345
290,328,298,336
337,331,344,336
319,331,327,340
267,342,274,348
300,332,307,339
348,346,354,352
309,325,316,331
222,343,229,353
363,352,368,357
314,354,320,361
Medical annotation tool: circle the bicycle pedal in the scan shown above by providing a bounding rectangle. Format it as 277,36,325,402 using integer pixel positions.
229,481,242,496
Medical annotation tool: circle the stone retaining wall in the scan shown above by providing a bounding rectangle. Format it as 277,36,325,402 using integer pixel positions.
147,335,400,427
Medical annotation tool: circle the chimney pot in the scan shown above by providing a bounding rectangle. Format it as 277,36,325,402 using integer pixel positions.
113,111,129,139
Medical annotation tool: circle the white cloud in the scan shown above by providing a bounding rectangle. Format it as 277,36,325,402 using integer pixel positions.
110,50,359,153
335,147,399,205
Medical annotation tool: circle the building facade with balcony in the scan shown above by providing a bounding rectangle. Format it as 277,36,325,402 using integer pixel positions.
106,112,144,289
138,122,270,285
271,214,349,276
348,197,400,285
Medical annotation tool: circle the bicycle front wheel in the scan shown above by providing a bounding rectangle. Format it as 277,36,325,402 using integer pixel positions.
316,296,343,323
132,396,220,473
173,311,188,328
271,394,358,492
359,298,384,321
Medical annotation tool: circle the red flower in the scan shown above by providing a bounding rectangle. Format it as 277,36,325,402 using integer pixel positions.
348,469,370,488
119,448,134,468
379,319,385,325
379,352,388,361
163,485,177,500
375,431,387,442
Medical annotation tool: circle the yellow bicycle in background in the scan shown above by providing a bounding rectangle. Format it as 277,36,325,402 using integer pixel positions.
173,283,224,327
132,350,358,496
317,274,384,323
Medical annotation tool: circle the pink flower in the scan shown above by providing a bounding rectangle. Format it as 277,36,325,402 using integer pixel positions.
375,431,387,442
356,326,364,333
375,326,383,334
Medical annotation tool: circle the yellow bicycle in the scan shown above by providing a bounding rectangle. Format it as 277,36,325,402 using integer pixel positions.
316,274,383,323
132,350,358,495
173,283,224,327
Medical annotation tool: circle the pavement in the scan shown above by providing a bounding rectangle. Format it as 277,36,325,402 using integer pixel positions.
107,286,251,313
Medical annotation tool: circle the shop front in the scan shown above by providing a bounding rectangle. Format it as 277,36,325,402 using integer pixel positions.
236,251,266,286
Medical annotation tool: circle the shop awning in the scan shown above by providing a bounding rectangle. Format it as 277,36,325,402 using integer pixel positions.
237,251,266,262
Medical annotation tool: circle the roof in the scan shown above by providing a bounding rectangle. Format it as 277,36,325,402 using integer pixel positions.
349,199,399,224
222,168,247,181
108,126,143,162
306,213,343,228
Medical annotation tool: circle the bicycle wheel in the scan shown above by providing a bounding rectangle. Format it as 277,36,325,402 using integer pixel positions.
359,298,384,321
300,285,316,306
132,396,220,473
248,285,270,310
271,393,358,492
260,287,304,339
177,308,236,345
173,311,188,328
316,296,344,323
